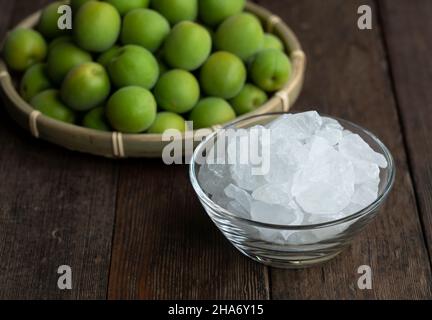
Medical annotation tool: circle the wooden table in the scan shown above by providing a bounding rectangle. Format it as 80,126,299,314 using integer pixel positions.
0,0,431,300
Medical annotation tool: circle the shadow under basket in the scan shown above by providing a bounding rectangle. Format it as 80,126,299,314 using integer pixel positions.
0,2,306,158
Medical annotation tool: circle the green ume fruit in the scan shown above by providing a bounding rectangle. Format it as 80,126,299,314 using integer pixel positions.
148,112,187,134
71,0,97,11
20,63,52,102
154,69,200,114
121,9,170,52
83,107,111,131
48,35,73,51
37,1,69,39
47,42,92,84
104,0,150,15
3,28,47,71
151,0,198,25
189,97,236,129
200,51,246,99
163,21,211,71
215,13,264,61
31,89,76,124
97,45,120,66
61,62,111,111
263,34,284,51
199,0,246,27
230,84,268,115
106,86,157,133
107,45,159,89
74,1,121,52
249,49,292,92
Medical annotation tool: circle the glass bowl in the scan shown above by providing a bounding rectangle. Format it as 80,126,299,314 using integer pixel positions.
189,113,395,268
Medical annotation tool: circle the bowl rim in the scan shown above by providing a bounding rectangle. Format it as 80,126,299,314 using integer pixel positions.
189,112,396,230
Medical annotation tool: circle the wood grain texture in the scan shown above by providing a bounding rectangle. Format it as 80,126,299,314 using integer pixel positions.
108,160,269,299
379,0,432,267
0,0,118,299
255,0,432,299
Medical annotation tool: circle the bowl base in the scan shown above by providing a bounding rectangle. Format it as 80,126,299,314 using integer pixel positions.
238,248,344,269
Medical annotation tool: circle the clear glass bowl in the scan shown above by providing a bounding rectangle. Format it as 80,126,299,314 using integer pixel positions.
189,113,395,268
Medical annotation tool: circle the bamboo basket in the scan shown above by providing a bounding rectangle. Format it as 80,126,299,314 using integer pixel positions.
0,2,306,158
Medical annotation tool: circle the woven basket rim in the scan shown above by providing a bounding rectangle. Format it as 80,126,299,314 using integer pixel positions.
0,1,306,157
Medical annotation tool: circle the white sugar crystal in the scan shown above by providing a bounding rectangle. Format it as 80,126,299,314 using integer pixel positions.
316,126,343,146
198,163,231,196
268,111,323,141
304,211,346,225
292,137,355,215
230,164,267,191
250,201,303,225
351,179,380,207
211,193,231,213
252,182,293,206
285,231,320,245
224,184,252,212
351,159,380,184
265,137,309,184
322,117,343,130
339,133,388,168
227,201,250,219
316,117,344,146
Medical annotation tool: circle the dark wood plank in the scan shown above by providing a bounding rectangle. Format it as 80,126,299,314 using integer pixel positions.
379,0,432,267
0,0,118,299
254,0,432,299
108,161,269,299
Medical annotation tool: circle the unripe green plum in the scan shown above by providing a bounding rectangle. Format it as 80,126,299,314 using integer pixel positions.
61,62,111,111
47,42,92,84
82,106,111,131
103,0,150,15
74,1,121,52
199,0,245,27
148,112,187,133
71,0,97,11
154,69,200,113
200,51,246,99
263,33,284,51
3,28,47,71
107,45,159,89
215,13,264,61
106,86,157,133
189,97,236,129
20,63,52,102
249,49,292,92
121,9,170,52
48,35,73,51
229,84,268,115
37,1,70,39
31,89,76,124
163,21,211,71
151,0,198,25
97,45,120,66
